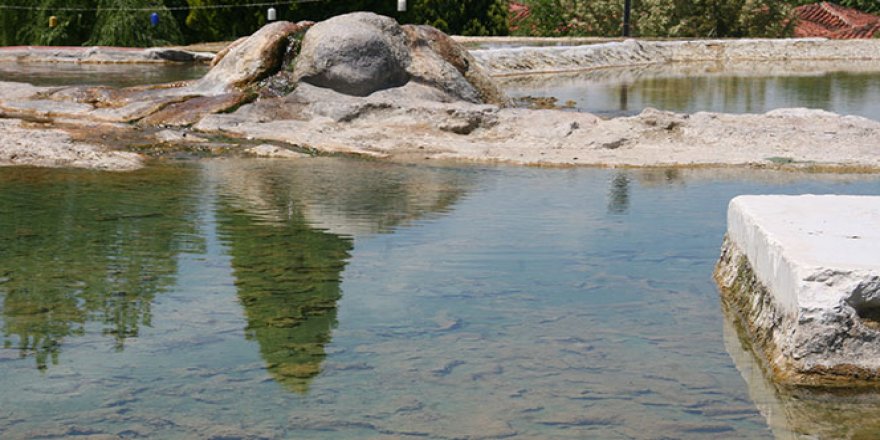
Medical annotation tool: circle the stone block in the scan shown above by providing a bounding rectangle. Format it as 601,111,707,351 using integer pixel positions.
715,195,880,385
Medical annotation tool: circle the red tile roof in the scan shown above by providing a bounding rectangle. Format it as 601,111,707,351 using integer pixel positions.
794,2,880,39
509,1,531,32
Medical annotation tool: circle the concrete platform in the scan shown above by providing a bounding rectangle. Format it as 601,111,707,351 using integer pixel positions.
715,195,880,386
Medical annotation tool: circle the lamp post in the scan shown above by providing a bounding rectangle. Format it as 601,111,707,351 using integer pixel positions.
623,0,632,37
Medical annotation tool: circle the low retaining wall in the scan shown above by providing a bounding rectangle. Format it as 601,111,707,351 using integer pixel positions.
715,195,880,386
472,38,880,76
0,46,214,64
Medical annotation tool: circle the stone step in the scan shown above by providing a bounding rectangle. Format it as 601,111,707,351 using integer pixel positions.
715,194,880,386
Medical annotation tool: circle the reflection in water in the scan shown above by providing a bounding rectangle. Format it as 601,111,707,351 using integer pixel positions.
0,158,472,394
722,303,880,439
207,159,472,392
0,167,201,369
502,61,880,120
215,198,351,393
607,171,631,214
209,161,353,393
1,163,880,438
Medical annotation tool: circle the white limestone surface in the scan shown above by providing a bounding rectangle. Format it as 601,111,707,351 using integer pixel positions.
721,195,880,383
729,195,880,315
472,38,880,76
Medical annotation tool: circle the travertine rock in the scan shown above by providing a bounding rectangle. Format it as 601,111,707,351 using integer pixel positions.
193,21,311,94
0,119,142,171
0,46,213,64
471,38,880,76
403,24,507,105
715,195,880,386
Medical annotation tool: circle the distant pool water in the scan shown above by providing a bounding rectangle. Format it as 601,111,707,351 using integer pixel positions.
1,159,879,439
501,61,880,120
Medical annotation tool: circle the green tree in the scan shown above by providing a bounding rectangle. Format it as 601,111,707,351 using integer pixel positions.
291,0,507,36
184,0,297,43
831,0,878,14
409,0,509,36
86,0,183,47
291,0,399,22
0,0,30,45
516,0,795,38
14,0,96,46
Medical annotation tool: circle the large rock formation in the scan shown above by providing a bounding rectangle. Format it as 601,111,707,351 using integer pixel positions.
290,12,505,104
3,13,880,171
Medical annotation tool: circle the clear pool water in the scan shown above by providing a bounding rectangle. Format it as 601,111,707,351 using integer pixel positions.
502,61,880,121
1,159,879,438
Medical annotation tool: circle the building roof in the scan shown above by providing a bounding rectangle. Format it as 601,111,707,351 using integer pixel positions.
794,2,880,39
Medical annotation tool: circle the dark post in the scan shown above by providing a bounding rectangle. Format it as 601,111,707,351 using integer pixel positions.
623,0,632,37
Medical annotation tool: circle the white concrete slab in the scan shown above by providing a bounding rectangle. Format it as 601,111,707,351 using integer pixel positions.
728,195,880,316
720,195,880,384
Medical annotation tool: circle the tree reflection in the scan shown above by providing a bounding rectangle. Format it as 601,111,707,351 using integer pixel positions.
209,159,471,393
215,197,350,394
0,167,201,369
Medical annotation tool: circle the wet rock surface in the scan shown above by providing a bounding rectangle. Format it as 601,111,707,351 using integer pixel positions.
193,20,312,95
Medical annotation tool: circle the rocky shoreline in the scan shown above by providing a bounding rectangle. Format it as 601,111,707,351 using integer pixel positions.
0,14,879,172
